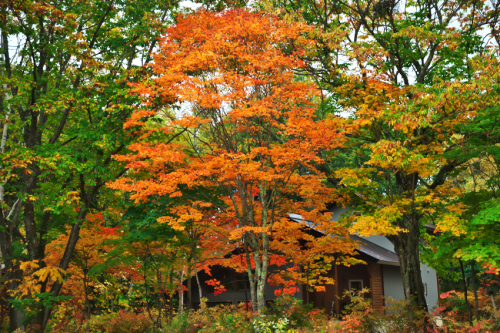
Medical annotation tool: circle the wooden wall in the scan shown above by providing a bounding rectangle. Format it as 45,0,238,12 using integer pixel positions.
306,258,386,316
369,262,385,313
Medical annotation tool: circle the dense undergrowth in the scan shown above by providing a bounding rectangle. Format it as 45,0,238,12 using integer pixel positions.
2,289,499,333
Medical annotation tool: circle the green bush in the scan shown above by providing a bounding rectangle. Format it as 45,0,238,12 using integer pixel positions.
263,294,312,330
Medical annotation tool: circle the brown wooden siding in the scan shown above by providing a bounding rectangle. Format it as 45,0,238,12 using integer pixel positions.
308,261,373,316
369,263,384,313
306,254,386,317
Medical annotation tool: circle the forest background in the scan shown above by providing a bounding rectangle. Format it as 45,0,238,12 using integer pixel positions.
1,0,500,332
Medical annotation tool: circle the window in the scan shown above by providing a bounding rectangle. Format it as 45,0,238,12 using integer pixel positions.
349,280,363,292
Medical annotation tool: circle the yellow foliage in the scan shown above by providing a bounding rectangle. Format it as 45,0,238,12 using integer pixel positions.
350,206,407,237
12,260,66,298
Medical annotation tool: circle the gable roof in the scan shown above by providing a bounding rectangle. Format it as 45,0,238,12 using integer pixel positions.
288,213,400,266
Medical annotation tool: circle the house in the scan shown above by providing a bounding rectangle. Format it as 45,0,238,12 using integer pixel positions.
188,206,439,316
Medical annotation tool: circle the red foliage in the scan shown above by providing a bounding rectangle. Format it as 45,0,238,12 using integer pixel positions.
274,286,300,297
205,279,227,296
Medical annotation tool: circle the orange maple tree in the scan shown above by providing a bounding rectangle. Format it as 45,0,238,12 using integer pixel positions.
110,9,358,313
44,212,121,320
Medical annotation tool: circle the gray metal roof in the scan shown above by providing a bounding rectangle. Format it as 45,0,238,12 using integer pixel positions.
349,235,400,266
288,213,400,266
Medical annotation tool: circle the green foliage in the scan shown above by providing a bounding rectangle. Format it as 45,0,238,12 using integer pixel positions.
0,0,182,329
252,317,289,333
0,315,9,333
162,302,255,333
9,293,72,326
462,199,500,265
116,185,226,246
263,295,312,330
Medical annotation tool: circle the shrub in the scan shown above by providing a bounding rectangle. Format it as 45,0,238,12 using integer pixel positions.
381,298,434,333
252,317,289,333
0,315,9,333
337,288,381,333
264,294,312,329
106,310,153,333
436,290,500,332
162,298,254,333
51,310,152,333
336,289,439,333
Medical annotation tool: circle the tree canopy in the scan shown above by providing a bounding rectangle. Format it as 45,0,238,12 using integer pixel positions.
1,0,500,332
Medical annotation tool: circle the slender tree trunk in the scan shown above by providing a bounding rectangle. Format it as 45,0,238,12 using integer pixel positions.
256,234,269,312
243,240,258,314
83,271,89,323
488,288,498,320
143,258,159,333
244,274,249,311
187,270,192,311
127,280,134,297
470,260,480,321
256,207,270,313
0,99,12,204
459,259,473,326
168,268,174,323
250,246,268,314
251,233,265,313
156,267,163,330
192,251,203,303
178,268,184,316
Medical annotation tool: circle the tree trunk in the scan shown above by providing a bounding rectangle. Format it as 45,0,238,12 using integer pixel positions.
459,259,473,326
192,251,203,303
487,287,498,320
244,274,249,311
155,267,163,330
187,272,192,311
390,225,429,331
0,232,25,332
178,268,184,316
256,236,269,312
256,207,270,314
243,234,270,315
42,208,87,330
168,269,174,323
470,260,480,321
9,306,25,333
243,240,258,314
83,269,90,322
